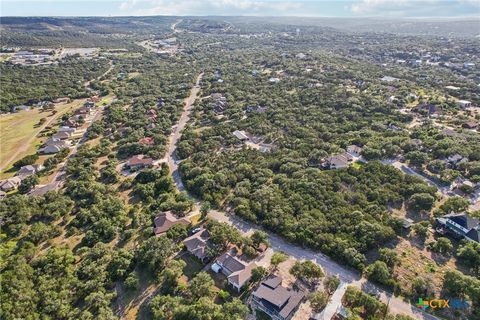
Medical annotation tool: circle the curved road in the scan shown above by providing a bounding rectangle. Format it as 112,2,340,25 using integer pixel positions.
164,74,438,320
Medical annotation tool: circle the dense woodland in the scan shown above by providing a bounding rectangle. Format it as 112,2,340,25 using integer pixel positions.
1,16,480,320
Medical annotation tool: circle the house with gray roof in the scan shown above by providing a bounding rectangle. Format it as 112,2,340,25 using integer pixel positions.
437,213,479,243
211,251,257,292
183,228,212,262
251,275,305,320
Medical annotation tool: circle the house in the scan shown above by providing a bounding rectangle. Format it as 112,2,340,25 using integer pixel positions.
322,153,353,169
64,119,79,127
211,251,257,292
464,62,475,69
43,138,69,148
183,228,212,262
28,182,60,196
39,145,62,154
346,145,362,157
153,211,190,235
412,103,438,116
58,126,76,133
437,213,479,243
251,275,305,320
246,105,268,114
0,177,22,192
53,97,70,104
447,154,466,166
84,101,95,108
211,93,227,113
146,109,157,121
233,130,249,141
457,100,472,108
17,164,43,178
52,131,72,140
76,107,91,115
139,137,155,145
124,155,154,171
462,122,478,129
269,77,280,83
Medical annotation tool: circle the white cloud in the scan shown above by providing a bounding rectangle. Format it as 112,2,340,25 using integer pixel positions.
119,0,138,11
119,0,302,16
350,0,445,15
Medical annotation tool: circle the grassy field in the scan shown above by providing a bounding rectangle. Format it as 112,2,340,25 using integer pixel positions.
0,99,85,177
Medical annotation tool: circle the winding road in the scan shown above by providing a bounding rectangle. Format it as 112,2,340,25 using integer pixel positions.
164,74,439,320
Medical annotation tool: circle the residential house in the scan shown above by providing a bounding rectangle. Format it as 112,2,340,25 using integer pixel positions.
53,97,70,104
346,145,362,157
17,164,43,178
124,155,154,171
84,101,96,108
0,177,22,192
211,93,227,113
43,138,69,148
436,213,479,243
462,122,478,130
153,211,190,236
412,103,438,116
64,118,79,127
139,137,155,145
246,105,268,114
322,153,353,169
447,154,466,167
211,251,257,292
58,126,76,133
457,100,472,108
145,109,157,121
76,107,92,115
52,131,72,140
183,228,212,262
233,130,249,142
39,145,63,154
251,275,306,320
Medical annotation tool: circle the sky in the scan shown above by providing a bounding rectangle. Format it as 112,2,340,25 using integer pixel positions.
1,0,479,18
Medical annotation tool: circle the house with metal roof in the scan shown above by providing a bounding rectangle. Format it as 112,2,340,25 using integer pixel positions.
436,213,479,243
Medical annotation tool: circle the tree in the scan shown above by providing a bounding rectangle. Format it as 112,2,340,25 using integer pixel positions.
222,298,249,319
439,196,470,214
378,248,399,268
251,230,269,249
189,272,215,301
200,202,211,219
405,151,428,167
270,252,288,270
136,236,176,274
124,272,139,290
366,261,393,286
412,221,429,239
457,241,480,273
408,193,435,212
18,175,39,194
251,266,268,283
308,291,329,313
431,237,453,254
160,259,186,294
324,276,340,295
289,260,324,283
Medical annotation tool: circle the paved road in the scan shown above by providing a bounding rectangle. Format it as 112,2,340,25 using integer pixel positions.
164,74,438,320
